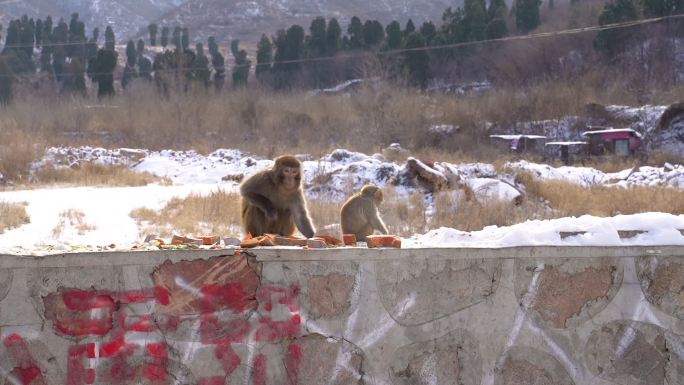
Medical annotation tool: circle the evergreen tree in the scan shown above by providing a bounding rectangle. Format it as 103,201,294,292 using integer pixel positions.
385,21,403,49
181,28,190,50
161,26,169,48
137,39,145,57
404,19,416,36
326,18,342,55
363,20,385,47
122,64,136,89
255,34,273,80
403,32,430,87
104,26,115,51
594,0,638,56
62,57,86,95
208,36,219,56
52,19,69,80
89,48,117,97
308,17,327,57
487,0,509,39
211,49,225,91
231,40,250,87
347,16,364,49
643,0,676,16
464,0,487,41
516,0,542,33
86,28,99,61
148,23,158,46
126,40,137,67
35,19,43,47
172,27,182,50
419,21,437,45
139,55,152,81
273,25,304,88
0,57,13,105
194,42,210,87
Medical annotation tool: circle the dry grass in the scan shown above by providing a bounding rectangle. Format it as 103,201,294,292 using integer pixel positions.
0,201,30,233
130,190,243,238
518,172,684,216
52,209,96,238
32,163,168,187
1,74,682,185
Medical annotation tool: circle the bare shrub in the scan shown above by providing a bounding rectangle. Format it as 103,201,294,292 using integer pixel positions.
52,209,96,238
0,201,30,233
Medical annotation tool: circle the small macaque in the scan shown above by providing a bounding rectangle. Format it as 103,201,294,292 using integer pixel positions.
340,184,389,242
240,155,315,238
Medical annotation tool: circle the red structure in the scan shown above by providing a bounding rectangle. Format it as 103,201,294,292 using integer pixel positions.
581,127,642,156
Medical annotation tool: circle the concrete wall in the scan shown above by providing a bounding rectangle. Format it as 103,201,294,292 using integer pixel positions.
1,246,683,385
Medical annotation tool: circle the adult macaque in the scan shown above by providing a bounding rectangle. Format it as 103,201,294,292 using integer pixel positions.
340,184,389,242
240,155,315,238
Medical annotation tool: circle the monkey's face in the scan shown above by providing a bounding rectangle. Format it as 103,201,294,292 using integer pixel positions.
281,166,300,191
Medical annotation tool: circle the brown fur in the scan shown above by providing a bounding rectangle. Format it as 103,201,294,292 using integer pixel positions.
240,155,315,238
340,184,389,241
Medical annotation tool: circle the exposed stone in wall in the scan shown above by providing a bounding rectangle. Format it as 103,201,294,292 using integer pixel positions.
585,320,684,385
152,254,260,316
494,346,574,385
390,329,481,385
279,261,360,320
515,258,622,328
636,256,684,320
0,269,12,302
283,334,364,385
376,259,501,325
307,273,355,318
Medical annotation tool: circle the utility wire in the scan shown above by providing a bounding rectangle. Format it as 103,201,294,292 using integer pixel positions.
0,13,682,79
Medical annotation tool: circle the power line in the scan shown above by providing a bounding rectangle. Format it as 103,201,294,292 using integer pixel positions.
0,13,682,79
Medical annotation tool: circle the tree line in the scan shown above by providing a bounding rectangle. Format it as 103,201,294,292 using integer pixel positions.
0,0,682,104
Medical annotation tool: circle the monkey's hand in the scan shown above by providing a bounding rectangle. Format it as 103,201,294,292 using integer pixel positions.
266,210,279,222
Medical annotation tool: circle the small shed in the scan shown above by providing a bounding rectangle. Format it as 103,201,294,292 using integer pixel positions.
580,127,642,156
489,134,547,154
544,141,588,164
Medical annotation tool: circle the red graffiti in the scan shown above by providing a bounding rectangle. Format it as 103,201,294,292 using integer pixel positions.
252,354,268,385
3,334,46,385
48,280,301,385
285,343,303,385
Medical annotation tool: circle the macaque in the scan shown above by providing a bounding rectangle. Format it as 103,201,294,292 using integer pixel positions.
240,155,315,238
340,184,389,242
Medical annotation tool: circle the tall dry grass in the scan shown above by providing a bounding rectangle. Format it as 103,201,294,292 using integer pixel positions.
32,163,168,187
0,201,30,233
130,190,243,239
2,75,683,184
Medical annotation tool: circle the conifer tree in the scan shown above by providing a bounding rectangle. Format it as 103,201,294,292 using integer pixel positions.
419,22,437,45
126,40,137,67
403,32,430,87
308,17,327,57
385,21,403,50
148,23,158,46
195,42,211,87
172,27,182,50
363,20,385,48
347,17,364,49
0,57,13,105
104,26,115,51
326,18,341,55
161,26,169,48
181,28,190,50
516,0,542,33
404,19,416,36
231,39,250,87
594,0,638,56
255,34,273,80
90,48,117,97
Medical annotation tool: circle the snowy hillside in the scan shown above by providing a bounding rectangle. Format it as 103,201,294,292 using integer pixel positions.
1,146,683,255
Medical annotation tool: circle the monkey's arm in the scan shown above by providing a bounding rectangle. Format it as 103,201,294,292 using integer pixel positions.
240,177,277,218
368,206,389,234
292,199,315,238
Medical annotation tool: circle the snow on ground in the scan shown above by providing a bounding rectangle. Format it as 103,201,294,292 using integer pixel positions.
415,213,684,247
0,184,223,255
1,146,683,255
